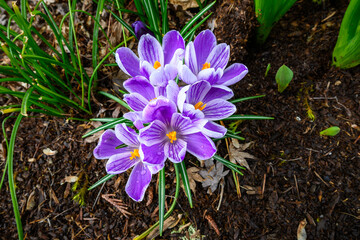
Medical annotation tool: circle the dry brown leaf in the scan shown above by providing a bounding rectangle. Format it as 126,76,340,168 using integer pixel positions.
242,185,262,195
146,214,182,239
43,148,57,156
84,130,104,143
297,219,307,240
26,191,36,211
169,0,202,10
229,144,255,172
63,176,79,183
179,167,204,195
50,188,60,205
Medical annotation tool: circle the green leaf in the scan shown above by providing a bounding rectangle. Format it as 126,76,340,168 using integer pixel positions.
20,87,34,116
332,0,360,68
222,115,274,121
265,63,271,77
320,126,340,136
82,118,128,138
88,174,115,191
177,161,193,208
213,155,245,175
230,95,265,104
275,64,293,93
98,91,132,111
158,169,165,236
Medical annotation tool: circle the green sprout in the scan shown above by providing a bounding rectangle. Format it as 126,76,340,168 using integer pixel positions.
276,65,294,93
320,126,340,136
265,63,271,77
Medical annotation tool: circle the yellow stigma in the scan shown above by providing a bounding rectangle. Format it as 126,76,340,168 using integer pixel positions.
202,62,211,70
153,61,161,69
129,149,140,160
166,131,177,143
194,101,206,111
149,97,157,102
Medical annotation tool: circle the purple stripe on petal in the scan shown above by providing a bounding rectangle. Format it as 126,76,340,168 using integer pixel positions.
106,151,138,174
124,112,144,130
150,64,177,87
138,34,164,66
171,113,200,135
115,47,140,77
185,42,198,74
139,120,167,146
123,76,155,100
165,139,187,163
93,129,124,159
186,132,216,160
168,48,185,66
202,121,227,138
217,63,248,86
147,162,165,174
186,80,211,105
125,162,152,201
162,30,185,65
139,60,154,79
124,93,148,112
206,43,230,70
202,85,234,103
142,97,177,124
178,64,198,85
194,30,217,72
202,99,236,121
166,80,180,104
115,123,140,147
140,142,166,166
198,68,223,85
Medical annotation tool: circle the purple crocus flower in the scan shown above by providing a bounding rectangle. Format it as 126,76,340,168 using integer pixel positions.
139,97,216,164
178,30,248,86
132,21,155,39
93,124,164,201
177,80,236,138
116,30,185,86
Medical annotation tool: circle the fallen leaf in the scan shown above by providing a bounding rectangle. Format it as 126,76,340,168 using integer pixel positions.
63,176,79,183
26,191,36,211
146,214,182,239
242,185,262,195
229,141,256,172
169,0,202,10
199,159,229,194
50,188,60,205
297,219,307,240
180,167,204,195
43,148,57,156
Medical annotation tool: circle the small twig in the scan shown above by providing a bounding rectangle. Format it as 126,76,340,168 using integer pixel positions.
294,174,300,199
205,215,220,236
216,179,225,211
92,182,105,210
314,171,330,187
261,174,266,196
102,194,132,217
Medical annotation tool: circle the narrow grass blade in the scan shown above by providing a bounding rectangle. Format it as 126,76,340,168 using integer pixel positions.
109,9,137,38
82,118,129,138
92,0,105,84
177,161,193,208
230,95,266,104
8,114,24,240
223,115,274,121
88,174,115,191
160,0,169,35
180,1,216,36
183,13,212,41
158,168,165,236
225,132,245,141
0,116,12,192
20,87,34,116
98,91,132,111
213,154,245,175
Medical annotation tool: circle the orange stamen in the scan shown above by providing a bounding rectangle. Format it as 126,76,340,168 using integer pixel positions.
194,101,206,111
202,62,211,70
129,149,140,160
153,61,161,69
166,131,177,143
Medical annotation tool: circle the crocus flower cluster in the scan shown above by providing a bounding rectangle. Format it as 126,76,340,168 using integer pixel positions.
94,29,248,201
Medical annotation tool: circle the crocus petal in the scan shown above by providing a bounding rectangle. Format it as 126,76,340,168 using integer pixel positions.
125,162,152,201
142,97,177,124
115,123,140,147
184,41,198,74
166,80,180,104
171,113,200,135
202,121,227,138
132,21,154,39
186,80,211,105
147,162,165,174
138,34,164,66
124,112,144,130
217,63,248,86
165,139,187,163
206,43,230,70
194,30,217,72
124,93,148,111
185,132,216,160
168,48,185,66
139,120,167,146
202,85,234,102
202,99,236,121
198,68,223,85
178,64,198,85
93,129,123,159
123,76,155,100
150,64,177,87
141,142,166,166
115,47,140,77
139,60,154,79
162,30,185,65
106,152,138,174
183,103,205,120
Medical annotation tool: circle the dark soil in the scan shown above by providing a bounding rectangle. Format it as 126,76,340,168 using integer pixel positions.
1,0,359,239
